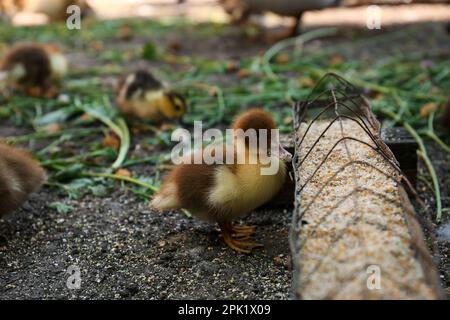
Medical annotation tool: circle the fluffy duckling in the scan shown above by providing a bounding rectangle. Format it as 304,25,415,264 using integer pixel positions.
116,69,187,124
151,109,291,253
221,0,341,37
0,143,46,218
0,43,67,97
1,0,92,23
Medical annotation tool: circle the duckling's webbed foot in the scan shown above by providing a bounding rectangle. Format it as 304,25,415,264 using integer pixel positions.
231,224,256,238
219,222,262,254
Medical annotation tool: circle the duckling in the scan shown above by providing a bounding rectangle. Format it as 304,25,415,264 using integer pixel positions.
116,69,187,124
0,43,67,97
0,143,46,218
151,109,292,253
1,0,93,23
220,0,341,37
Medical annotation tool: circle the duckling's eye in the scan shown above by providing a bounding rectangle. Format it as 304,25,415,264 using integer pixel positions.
172,98,184,112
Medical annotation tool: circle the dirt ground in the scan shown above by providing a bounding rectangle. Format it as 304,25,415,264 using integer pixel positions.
0,3,450,299
420,143,450,298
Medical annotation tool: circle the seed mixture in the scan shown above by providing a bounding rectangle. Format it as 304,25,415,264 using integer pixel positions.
294,118,438,299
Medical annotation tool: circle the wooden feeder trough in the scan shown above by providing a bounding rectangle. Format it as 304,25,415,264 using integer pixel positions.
288,73,443,299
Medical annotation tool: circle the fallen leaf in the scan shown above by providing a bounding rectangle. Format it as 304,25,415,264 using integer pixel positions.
115,168,132,177
102,133,120,150
131,126,145,134
329,54,344,66
374,92,384,101
275,53,290,64
80,113,93,122
283,116,293,125
298,76,315,88
118,24,132,40
123,50,134,61
90,41,103,51
226,60,239,73
49,201,73,214
243,24,261,39
164,54,187,64
160,123,175,131
237,68,251,78
207,87,218,97
420,102,437,118
273,254,287,267
42,123,62,133
167,41,181,52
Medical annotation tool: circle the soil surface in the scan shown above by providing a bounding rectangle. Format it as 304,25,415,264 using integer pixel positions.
419,142,450,298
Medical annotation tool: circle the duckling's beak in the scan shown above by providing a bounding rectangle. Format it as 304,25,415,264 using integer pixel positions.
273,145,292,162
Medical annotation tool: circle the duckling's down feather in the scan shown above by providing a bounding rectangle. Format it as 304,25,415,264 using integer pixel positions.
151,152,286,223
151,108,288,223
0,143,46,217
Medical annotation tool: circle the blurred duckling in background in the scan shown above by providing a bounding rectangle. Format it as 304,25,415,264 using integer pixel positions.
0,143,46,218
116,69,187,124
1,0,93,24
151,109,292,253
0,43,67,97
220,0,341,37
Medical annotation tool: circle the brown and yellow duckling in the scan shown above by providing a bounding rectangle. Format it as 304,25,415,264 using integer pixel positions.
116,69,187,124
0,143,46,218
0,42,67,97
151,109,291,253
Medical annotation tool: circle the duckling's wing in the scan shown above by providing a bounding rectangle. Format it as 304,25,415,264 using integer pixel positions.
134,70,163,91
205,144,240,209
122,70,163,100
206,164,242,212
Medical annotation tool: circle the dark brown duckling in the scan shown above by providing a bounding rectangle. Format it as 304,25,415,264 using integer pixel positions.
0,43,67,97
0,143,46,218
